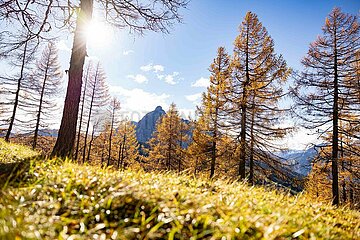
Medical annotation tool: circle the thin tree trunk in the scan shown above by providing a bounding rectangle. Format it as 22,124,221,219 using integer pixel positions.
86,124,96,163
5,41,28,142
119,124,127,169
82,69,98,164
249,103,255,185
51,0,93,158
107,108,115,166
33,49,50,149
75,67,90,160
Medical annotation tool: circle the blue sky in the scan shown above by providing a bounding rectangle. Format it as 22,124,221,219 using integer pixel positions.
55,0,359,148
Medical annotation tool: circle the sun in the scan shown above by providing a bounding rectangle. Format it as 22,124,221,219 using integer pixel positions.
84,19,113,48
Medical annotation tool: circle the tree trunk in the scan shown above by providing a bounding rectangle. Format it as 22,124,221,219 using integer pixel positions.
86,124,96,163
331,29,339,206
33,60,49,149
238,24,250,180
51,0,93,158
249,104,255,185
107,108,115,166
5,41,28,142
75,68,89,160
82,74,97,164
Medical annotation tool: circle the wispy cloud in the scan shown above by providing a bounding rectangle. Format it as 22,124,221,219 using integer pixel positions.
123,50,134,55
109,85,170,121
163,72,180,85
127,74,148,84
140,63,164,73
191,77,209,88
185,92,203,103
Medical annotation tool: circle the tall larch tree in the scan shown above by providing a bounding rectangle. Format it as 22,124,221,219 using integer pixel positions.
188,47,232,178
230,12,290,181
75,61,93,161
81,62,109,164
26,41,63,149
292,8,359,205
148,103,189,171
107,97,120,166
293,8,360,205
0,35,37,142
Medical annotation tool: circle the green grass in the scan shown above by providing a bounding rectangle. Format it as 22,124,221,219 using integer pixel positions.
0,140,359,239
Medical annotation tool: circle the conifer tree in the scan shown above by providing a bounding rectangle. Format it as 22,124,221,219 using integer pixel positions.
188,47,232,178
107,97,120,166
230,12,290,181
81,62,109,164
115,120,139,170
148,103,189,171
75,62,92,161
292,8,359,205
26,42,63,149
0,35,37,142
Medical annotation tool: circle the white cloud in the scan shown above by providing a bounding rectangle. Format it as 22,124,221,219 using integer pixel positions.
127,74,148,84
109,85,170,121
140,63,164,73
162,72,180,85
191,77,209,88
123,50,134,55
185,92,203,103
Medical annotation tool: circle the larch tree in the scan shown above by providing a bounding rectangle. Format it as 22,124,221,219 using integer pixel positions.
148,103,189,172
107,97,120,167
292,8,359,205
115,120,139,170
0,35,37,142
229,12,290,181
188,47,232,178
81,62,109,164
25,41,63,149
75,61,93,161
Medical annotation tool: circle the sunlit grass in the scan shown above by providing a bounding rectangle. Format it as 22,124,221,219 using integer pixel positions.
0,140,359,239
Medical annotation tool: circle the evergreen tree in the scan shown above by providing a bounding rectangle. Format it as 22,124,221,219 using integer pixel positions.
292,8,359,205
0,35,37,142
81,62,109,164
26,42,63,149
75,61,93,161
230,12,290,181
115,120,140,170
187,47,232,178
148,103,189,171
107,97,120,166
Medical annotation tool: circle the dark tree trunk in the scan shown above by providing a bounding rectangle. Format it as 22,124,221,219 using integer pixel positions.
331,30,339,206
51,0,93,158
5,41,28,142
33,61,49,149
238,25,250,180
249,105,255,185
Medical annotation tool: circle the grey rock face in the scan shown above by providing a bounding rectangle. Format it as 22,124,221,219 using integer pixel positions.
135,106,165,144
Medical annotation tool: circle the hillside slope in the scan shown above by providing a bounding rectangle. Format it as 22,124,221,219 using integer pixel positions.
0,140,359,239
